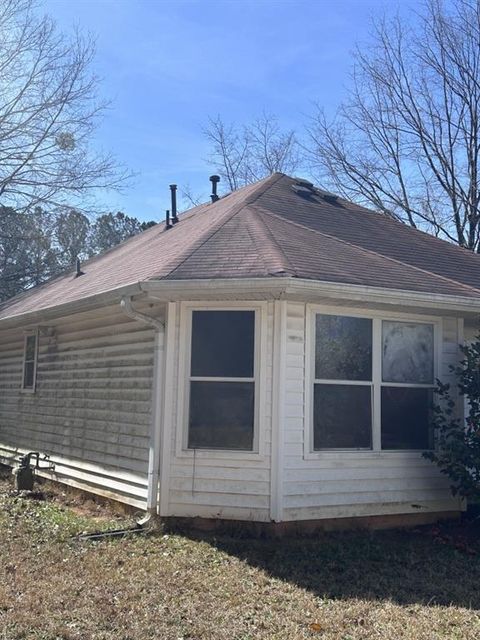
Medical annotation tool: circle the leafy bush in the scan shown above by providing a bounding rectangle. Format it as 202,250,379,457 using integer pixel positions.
424,332,480,502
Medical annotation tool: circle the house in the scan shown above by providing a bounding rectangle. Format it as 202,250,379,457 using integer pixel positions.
1,173,479,530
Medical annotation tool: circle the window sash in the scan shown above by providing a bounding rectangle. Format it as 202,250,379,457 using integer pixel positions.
309,310,438,453
313,382,373,451
22,332,38,391
185,307,259,452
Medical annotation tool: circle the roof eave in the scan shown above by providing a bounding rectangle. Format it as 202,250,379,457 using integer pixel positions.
1,276,479,330
142,277,480,315
0,282,144,330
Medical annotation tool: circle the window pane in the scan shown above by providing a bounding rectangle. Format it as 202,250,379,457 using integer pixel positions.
191,310,255,378
381,387,433,449
25,334,36,361
315,315,372,381
23,362,35,389
314,384,372,449
382,321,434,384
188,381,254,450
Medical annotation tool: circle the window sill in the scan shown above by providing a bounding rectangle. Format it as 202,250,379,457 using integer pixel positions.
176,448,266,463
304,449,431,461
20,388,36,395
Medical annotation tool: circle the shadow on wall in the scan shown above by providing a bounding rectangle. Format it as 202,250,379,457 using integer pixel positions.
175,525,480,610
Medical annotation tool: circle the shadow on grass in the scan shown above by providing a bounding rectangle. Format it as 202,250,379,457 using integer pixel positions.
177,524,480,609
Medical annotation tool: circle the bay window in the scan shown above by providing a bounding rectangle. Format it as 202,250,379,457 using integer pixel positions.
187,309,256,451
312,311,436,451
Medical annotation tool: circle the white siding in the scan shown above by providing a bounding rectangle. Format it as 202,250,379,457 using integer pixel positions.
0,303,162,509
0,294,470,523
281,302,463,522
166,301,274,522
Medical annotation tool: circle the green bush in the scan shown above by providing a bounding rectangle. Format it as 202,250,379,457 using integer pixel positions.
424,332,480,502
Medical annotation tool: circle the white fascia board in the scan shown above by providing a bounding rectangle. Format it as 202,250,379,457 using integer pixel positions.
142,278,480,315
2,276,479,330
0,282,144,330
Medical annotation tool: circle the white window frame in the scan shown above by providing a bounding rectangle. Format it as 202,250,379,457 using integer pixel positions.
21,329,39,393
176,301,267,460
304,304,442,458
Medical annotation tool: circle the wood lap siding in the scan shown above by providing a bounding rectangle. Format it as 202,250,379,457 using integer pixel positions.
282,303,462,522
0,304,160,508
166,302,274,522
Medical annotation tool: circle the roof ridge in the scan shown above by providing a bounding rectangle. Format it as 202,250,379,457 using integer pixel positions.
158,173,284,280
243,207,297,277
256,205,480,296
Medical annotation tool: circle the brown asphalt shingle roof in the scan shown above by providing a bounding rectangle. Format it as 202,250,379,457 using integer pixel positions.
1,172,480,320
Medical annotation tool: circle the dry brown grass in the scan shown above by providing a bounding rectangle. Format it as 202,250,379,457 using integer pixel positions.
1,466,480,639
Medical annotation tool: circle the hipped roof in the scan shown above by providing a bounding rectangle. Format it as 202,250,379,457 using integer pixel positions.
1,172,480,321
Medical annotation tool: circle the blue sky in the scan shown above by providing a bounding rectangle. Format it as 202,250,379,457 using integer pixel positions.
44,0,406,222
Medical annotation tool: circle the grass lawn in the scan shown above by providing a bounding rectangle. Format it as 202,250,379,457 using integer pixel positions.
1,467,480,639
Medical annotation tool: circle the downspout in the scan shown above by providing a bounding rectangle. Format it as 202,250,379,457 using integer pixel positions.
120,296,164,526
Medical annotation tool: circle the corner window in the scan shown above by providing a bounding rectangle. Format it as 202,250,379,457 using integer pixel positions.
187,310,256,450
22,331,38,391
312,313,435,451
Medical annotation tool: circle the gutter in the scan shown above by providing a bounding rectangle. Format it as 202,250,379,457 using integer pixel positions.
120,296,164,526
0,282,143,330
141,278,480,315
3,276,480,331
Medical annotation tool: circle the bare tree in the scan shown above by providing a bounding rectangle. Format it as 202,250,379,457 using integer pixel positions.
204,112,301,191
307,0,480,251
180,183,203,208
0,0,127,213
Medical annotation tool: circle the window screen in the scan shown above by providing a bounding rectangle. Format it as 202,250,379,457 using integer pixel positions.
382,321,434,384
314,384,372,449
191,310,254,377
189,381,254,450
381,321,435,449
314,314,373,450
381,387,433,449
188,310,256,450
315,314,372,380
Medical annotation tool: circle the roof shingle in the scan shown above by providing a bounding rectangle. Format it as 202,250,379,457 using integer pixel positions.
1,172,480,320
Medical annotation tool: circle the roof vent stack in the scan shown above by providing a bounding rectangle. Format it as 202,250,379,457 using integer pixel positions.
169,184,179,224
165,209,172,230
74,257,84,278
210,175,220,203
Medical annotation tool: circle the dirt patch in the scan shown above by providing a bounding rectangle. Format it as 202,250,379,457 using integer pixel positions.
0,462,132,523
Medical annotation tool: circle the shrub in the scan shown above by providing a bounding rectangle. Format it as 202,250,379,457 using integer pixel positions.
424,332,480,502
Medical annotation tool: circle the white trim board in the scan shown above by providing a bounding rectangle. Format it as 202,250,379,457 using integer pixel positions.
174,301,269,462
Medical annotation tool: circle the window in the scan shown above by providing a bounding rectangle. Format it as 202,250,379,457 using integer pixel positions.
381,321,434,449
313,315,373,449
311,312,435,451
22,331,38,391
187,310,256,450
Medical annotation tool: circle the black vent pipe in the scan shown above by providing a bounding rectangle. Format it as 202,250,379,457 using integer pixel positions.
210,175,220,203
169,184,179,223
75,257,84,278
165,209,172,230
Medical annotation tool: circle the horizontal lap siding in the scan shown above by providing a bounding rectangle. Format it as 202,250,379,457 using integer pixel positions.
282,302,462,522
0,304,161,508
167,302,274,522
